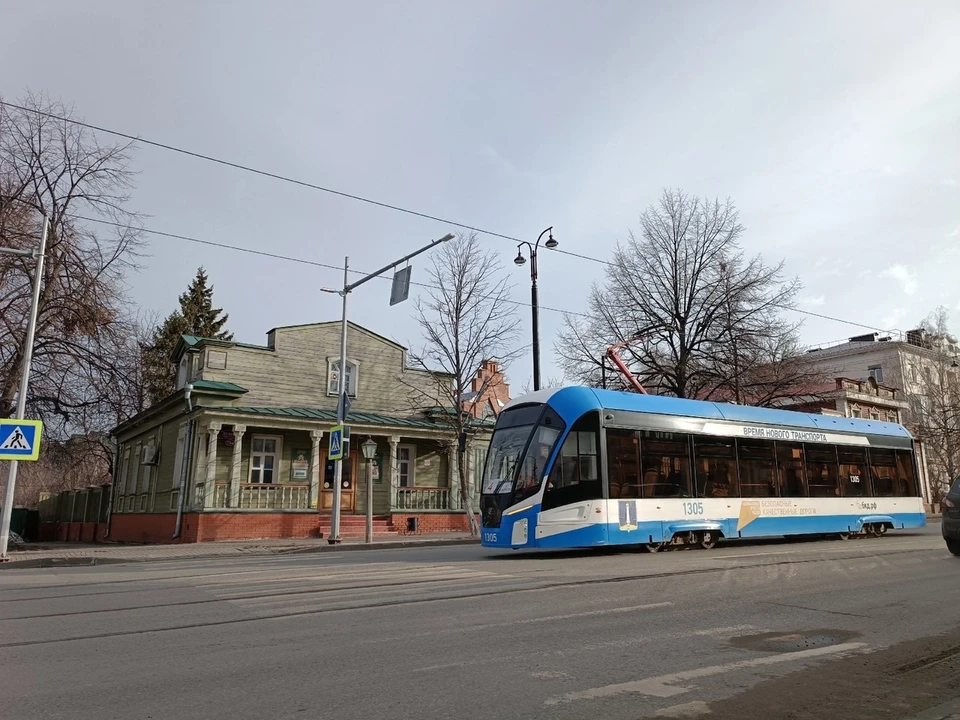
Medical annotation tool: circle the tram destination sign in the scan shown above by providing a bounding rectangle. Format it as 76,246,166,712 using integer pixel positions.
701,422,870,446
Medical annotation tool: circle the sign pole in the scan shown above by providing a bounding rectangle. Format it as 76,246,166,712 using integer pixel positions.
329,257,349,544
321,234,455,545
0,215,48,560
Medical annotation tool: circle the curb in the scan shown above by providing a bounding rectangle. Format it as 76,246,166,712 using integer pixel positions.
0,537,480,570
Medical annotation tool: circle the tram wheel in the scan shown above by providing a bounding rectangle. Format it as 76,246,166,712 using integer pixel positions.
700,531,718,550
865,524,879,537
644,542,666,553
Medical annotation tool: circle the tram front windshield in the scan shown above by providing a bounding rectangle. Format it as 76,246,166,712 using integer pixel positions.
481,405,564,505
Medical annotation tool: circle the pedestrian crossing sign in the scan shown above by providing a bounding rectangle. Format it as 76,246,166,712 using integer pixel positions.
0,419,42,461
329,425,344,461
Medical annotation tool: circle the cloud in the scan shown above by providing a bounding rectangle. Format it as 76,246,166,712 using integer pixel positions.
948,225,960,238
883,308,906,328
800,295,825,307
945,178,958,187
477,144,520,176
879,264,917,295
856,269,873,279
812,257,843,277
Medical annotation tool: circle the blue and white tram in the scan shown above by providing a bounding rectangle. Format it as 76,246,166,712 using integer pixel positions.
479,386,926,551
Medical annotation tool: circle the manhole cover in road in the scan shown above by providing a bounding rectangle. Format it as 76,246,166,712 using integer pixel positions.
729,629,861,653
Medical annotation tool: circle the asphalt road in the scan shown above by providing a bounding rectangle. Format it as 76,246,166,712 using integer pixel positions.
1,525,959,720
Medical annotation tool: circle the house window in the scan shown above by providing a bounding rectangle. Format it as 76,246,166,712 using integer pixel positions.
868,365,883,383
870,410,880,420
115,449,131,511
327,360,359,397
851,405,862,418
250,435,281,484
397,445,416,487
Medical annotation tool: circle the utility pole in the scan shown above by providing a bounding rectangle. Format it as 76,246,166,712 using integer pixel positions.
323,233,454,544
0,214,48,561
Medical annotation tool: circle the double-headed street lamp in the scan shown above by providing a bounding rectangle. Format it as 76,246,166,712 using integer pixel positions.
514,227,557,392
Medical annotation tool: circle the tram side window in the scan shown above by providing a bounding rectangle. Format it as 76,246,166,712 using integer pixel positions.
606,429,641,498
896,451,918,497
738,440,777,497
805,445,840,497
694,438,740,498
870,449,899,497
640,432,693,498
543,413,602,510
838,447,870,497
775,443,807,497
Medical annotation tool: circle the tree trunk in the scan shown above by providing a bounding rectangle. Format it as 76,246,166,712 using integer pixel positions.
458,446,480,536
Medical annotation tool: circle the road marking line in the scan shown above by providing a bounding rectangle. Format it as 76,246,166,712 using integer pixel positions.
691,624,755,636
545,641,869,705
655,700,712,717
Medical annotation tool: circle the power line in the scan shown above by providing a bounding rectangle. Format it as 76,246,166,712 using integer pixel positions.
76,215,589,318
0,99,603,266
80,213,891,334
2,100,890,334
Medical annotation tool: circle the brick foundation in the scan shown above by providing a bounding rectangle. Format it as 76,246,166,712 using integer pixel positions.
390,512,479,534
38,511,475,544
190,513,320,542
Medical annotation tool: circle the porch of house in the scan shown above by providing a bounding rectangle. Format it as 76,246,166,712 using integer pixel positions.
151,414,481,542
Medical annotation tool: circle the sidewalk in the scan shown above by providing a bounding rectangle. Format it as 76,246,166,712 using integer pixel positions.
0,533,478,569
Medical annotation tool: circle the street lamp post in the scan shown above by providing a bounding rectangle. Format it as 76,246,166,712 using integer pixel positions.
360,436,377,544
321,233,454,544
0,211,48,561
514,227,557,392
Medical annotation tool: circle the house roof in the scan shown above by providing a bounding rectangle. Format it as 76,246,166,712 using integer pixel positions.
220,406,452,429
268,321,406,352
214,406,494,429
172,334,271,363
190,380,248,394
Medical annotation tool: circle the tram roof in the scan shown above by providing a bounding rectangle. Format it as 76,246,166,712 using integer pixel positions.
503,386,913,440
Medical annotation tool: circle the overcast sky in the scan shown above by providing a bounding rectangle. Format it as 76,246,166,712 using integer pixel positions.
3,1,959,390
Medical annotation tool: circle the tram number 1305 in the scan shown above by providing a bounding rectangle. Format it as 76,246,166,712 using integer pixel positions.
682,501,704,516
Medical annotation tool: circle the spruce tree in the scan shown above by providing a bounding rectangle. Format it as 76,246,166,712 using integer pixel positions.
142,267,234,403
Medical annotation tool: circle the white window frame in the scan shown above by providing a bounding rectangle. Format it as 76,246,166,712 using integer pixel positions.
173,424,187,488
177,356,188,390
327,358,359,397
397,444,416,487
130,443,142,495
140,437,156,494
249,434,282,485
868,365,883,383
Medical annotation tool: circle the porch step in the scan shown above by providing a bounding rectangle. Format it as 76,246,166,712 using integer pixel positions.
316,515,398,539
322,529,401,539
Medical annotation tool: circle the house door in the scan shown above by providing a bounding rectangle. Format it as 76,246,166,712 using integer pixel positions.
320,449,357,513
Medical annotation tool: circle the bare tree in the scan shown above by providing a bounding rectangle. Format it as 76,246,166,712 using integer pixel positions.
404,233,520,536
556,189,821,404
0,92,145,439
912,306,960,503
519,375,565,395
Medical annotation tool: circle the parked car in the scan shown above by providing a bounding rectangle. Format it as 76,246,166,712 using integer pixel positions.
942,478,960,556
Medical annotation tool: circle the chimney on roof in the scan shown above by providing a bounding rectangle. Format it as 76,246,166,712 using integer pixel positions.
849,333,877,343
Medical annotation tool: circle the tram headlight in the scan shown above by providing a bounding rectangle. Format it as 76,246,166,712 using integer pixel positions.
511,518,528,545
